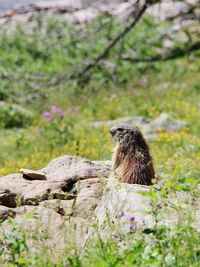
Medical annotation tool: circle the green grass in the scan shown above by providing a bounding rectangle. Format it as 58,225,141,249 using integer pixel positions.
0,14,200,266
0,58,199,181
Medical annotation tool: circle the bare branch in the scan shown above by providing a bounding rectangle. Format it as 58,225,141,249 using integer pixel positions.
120,41,200,63
50,1,149,85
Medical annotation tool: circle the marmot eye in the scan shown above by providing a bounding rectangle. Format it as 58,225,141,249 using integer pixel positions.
117,128,123,132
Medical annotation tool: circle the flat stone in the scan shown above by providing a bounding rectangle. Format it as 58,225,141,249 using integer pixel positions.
20,168,47,180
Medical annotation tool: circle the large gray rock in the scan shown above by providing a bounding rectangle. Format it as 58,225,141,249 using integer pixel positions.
85,180,200,244
0,155,199,256
92,113,187,140
0,155,111,208
0,177,107,255
0,155,110,255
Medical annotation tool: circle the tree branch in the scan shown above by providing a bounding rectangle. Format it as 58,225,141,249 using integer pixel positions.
120,41,200,63
50,1,149,85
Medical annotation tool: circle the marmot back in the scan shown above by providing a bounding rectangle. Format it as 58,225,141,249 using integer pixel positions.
110,125,155,185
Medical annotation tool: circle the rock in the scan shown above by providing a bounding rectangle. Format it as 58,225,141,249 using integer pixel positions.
147,1,190,21
1,0,199,29
40,199,75,217
0,174,57,207
0,204,71,257
41,155,111,178
0,155,110,208
86,180,200,242
0,154,109,253
91,113,187,140
20,168,47,180
0,154,200,255
94,180,154,237
0,176,107,254
33,0,82,12
92,160,112,167
92,116,137,128
150,113,186,131
62,7,99,24
75,178,107,218
0,206,16,222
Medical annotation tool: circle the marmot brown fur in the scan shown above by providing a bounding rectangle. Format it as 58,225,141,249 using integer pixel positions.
110,125,155,185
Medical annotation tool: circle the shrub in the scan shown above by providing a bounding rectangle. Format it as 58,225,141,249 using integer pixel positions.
0,102,34,128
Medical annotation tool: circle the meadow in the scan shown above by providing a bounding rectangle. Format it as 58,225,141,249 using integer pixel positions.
0,13,200,266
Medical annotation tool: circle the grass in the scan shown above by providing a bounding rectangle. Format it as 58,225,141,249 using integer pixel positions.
0,14,200,266
0,61,199,181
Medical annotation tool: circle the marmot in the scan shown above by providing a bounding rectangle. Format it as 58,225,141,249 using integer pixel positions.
110,125,155,185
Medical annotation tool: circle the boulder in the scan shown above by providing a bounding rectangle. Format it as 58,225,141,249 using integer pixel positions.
0,175,107,254
85,180,200,244
0,155,111,208
149,113,186,131
0,155,199,256
92,113,187,140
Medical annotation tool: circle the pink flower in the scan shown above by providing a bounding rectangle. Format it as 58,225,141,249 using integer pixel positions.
120,211,126,217
130,216,135,223
47,117,53,122
113,233,119,239
51,105,62,113
55,107,62,113
43,111,51,117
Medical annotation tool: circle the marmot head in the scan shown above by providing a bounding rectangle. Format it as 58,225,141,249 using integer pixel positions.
110,125,148,152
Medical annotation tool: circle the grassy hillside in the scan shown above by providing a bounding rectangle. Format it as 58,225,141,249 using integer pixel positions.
0,14,200,266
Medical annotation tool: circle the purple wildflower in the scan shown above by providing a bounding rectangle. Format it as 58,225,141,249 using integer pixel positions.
51,105,62,113
55,107,62,113
130,216,135,223
43,111,51,117
47,117,53,122
120,211,126,217
112,233,119,240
